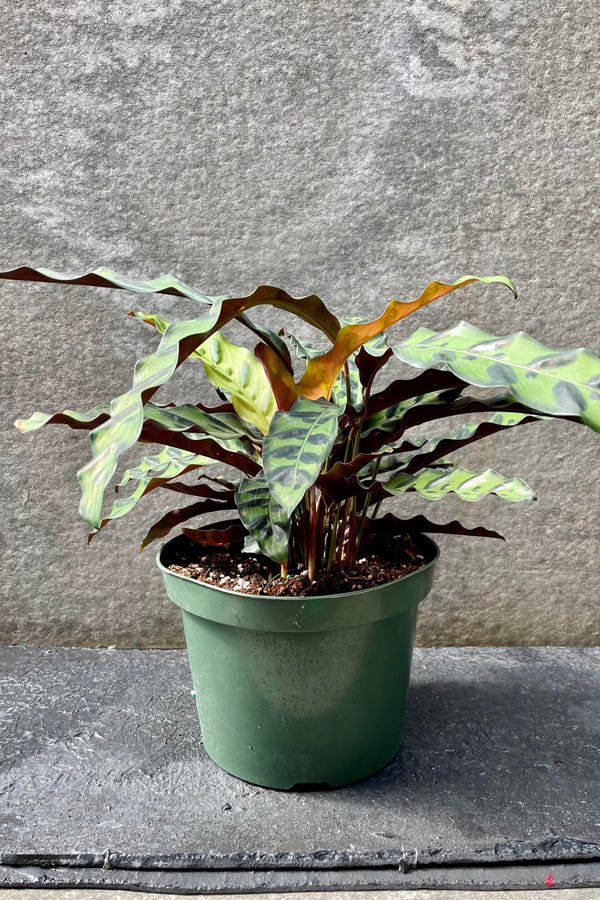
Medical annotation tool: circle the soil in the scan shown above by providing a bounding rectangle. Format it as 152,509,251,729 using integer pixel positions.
166,532,430,597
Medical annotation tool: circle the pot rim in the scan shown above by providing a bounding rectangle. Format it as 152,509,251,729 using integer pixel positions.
156,530,440,603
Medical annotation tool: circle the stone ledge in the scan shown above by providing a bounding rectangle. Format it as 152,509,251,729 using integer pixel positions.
1,646,598,892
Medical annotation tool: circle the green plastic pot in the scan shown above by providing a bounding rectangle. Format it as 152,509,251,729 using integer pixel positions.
157,533,439,789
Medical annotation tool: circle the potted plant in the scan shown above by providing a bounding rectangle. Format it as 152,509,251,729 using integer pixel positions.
5,265,599,788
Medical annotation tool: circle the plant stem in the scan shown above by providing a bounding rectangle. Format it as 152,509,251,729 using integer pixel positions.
343,361,352,407
371,497,383,521
326,503,342,573
308,487,318,582
336,500,349,569
355,457,382,555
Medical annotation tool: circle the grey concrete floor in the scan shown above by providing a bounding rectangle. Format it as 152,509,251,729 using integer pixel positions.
1,646,599,894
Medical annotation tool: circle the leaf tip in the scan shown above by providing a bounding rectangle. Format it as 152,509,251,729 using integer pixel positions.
13,419,25,432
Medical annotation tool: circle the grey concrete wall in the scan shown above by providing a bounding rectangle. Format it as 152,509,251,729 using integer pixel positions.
1,0,598,648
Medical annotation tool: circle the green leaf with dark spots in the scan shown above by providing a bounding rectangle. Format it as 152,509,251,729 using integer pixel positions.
132,314,276,434
14,401,111,433
263,397,344,516
385,464,536,502
235,472,290,564
144,402,260,449
117,447,219,488
92,467,231,541
393,321,600,431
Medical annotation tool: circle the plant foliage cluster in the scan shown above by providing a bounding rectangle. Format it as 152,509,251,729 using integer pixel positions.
6,266,600,582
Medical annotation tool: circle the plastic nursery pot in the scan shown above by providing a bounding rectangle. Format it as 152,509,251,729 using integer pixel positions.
157,532,439,790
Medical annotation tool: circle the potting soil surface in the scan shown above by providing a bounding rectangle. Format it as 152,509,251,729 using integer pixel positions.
0,646,598,892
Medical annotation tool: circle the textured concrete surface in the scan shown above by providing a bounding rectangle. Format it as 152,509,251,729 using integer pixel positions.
0,0,598,648
2,894,600,900
1,647,598,891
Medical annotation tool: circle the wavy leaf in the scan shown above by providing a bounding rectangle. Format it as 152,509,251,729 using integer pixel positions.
360,369,467,440
282,329,325,360
235,472,290,563
144,402,259,445
5,271,342,529
0,265,225,304
319,436,431,492
359,411,548,480
117,447,218,487
182,519,248,547
385,465,536,502
64,285,340,530
364,512,505,541
140,498,236,550
136,419,260,476
360,393,545,453
14,401,111,433
297,275,517,400
92,476,232,542
133,300,293,375
393,322,600,431
399,411,549,475
263,397,344,516
134,318,277,434
0,268,341,341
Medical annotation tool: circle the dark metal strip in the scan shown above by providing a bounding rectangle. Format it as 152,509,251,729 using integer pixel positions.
1,860,600,893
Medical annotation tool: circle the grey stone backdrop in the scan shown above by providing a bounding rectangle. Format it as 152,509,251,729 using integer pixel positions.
1,0,598,648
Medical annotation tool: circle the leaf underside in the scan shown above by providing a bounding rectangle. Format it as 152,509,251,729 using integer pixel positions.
365,512,505,541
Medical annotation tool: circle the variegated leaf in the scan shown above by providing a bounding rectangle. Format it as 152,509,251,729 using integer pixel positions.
235,472,290,564
362,411,549,479
360,370,466,439
93,473,232,541
263,397,344,516
117,447,218,487
132,314,276,434
198,332,277,433
283,330,324,360
357,438,429,477
385,465,536,502
76,302,227,530
14,401,111,433
393,322,600,431
144,402,259,447
331,358,363,408
7,274,342,530
297,275,517,400
0,265,226,304
399,411,549,475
